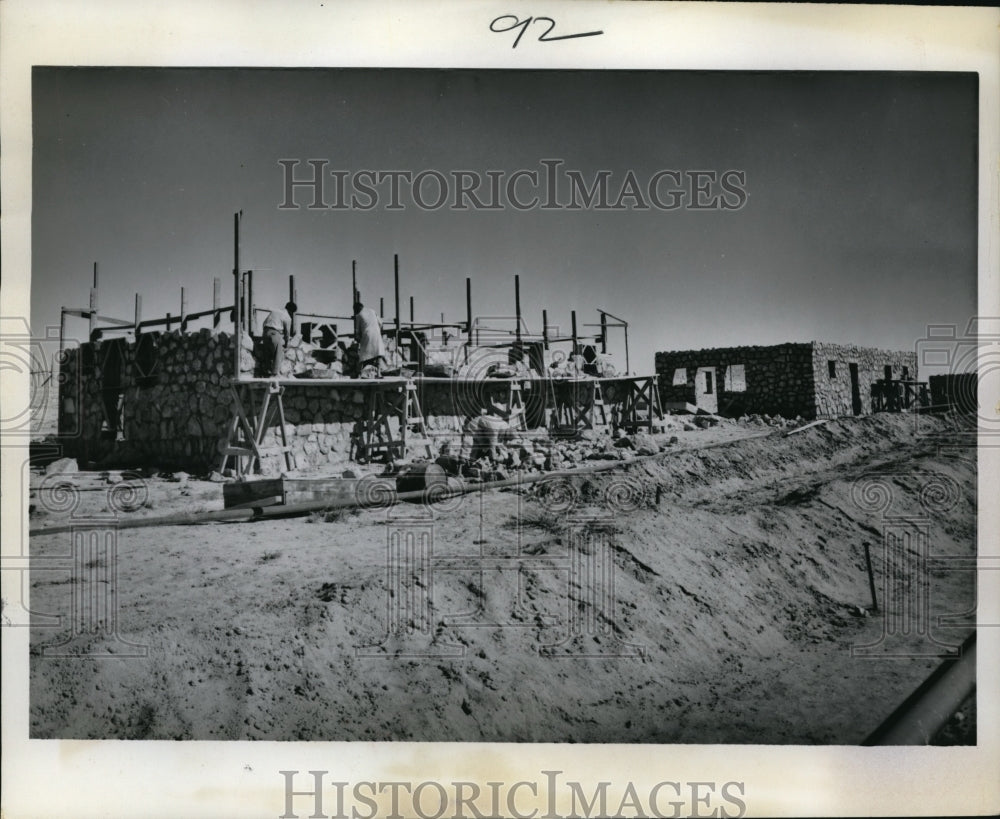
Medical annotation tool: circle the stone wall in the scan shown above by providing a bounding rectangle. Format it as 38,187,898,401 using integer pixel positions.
655,343,816,418
247,380,467,475
811,342,917,418
655,341,918,420
928,373,976,413
57,328,471,474
61,329,246,469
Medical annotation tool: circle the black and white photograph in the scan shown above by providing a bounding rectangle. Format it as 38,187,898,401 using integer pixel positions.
2,2,998,818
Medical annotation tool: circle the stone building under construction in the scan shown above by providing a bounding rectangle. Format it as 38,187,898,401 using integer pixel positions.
655,341,920,420
54,219,662,476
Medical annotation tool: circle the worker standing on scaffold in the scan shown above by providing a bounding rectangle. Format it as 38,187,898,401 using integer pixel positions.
261,301,296,377
353,301,387,377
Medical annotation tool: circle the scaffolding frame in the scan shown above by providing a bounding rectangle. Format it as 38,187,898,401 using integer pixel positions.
60,211,664,474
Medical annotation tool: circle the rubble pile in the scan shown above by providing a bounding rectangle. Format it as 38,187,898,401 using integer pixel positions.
736,413,807,429
435,430,680,482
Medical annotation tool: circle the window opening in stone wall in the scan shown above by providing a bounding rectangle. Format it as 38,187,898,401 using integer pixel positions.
704,370,713,395
81,342,95,375
725,363,746,391
902,366,909,380
99,338,126,440
828,360,836,378
884,365,892,381
672,368,687,386
135,332,161,388
849,363,862,416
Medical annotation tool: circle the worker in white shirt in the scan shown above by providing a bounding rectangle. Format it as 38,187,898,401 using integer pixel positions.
353,301,387,376
262,301,296,377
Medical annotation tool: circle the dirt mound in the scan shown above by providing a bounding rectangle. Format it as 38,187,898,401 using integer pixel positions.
29,414,975,743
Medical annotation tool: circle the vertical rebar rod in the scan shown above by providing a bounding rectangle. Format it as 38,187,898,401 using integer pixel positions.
246,271,254,336
89,262,99,340
213,277,221,330
233,211,241,379
515,274,522,345
240,272,247,331
864,542,879,612
466,277,472,345
394,254,401,341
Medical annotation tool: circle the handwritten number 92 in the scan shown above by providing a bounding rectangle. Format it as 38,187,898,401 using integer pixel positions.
489,15,603,49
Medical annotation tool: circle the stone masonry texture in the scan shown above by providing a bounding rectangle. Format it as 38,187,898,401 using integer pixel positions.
58,328,467,474
60,332,919,473
655,341,918,420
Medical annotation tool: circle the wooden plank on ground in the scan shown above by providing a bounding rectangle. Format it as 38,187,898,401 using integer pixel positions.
223,479,285,508
784,419,830,437
224,495,285,511
283,478,360,506
223,477,362,508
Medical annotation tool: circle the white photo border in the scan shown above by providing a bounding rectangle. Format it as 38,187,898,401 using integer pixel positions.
2,2,998,817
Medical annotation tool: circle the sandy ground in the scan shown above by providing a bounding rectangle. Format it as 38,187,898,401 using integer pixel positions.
27,414,976,743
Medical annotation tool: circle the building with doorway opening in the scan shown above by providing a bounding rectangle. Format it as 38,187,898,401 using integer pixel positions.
654,341,918,420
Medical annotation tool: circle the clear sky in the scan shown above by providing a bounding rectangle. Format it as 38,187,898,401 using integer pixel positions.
31,68,978,373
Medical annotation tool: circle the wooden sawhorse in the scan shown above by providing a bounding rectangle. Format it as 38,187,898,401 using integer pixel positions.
218,380,296,477
552,378,610,431
617,375,665,433
352,380,433,463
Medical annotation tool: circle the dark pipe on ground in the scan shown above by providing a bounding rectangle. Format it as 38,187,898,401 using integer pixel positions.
30,431,776,537
863,631,976,745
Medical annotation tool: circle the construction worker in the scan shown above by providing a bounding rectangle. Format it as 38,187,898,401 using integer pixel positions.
262,301,296,377
353,301,387,377
463,412,513,462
